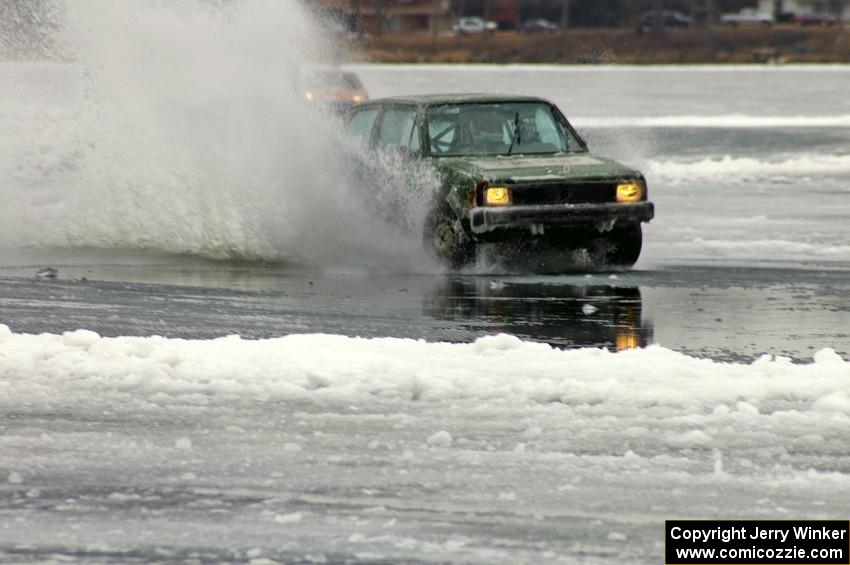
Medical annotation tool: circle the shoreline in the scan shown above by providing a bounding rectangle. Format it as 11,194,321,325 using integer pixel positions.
350,26,850,65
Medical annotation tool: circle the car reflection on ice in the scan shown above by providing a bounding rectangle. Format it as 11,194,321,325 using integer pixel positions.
424,279,652,351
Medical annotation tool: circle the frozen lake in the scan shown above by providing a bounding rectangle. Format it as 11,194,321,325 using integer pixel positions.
1,265,849,564
1,30,850,565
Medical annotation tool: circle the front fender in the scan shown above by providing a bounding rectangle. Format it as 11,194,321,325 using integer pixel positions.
433,167,479,223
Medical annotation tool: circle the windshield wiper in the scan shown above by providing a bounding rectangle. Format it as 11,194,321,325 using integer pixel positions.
506,112,520,155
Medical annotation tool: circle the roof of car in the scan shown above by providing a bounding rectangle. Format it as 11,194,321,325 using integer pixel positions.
362,93,550,106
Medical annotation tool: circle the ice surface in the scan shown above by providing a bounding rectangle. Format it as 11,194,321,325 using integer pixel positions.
349,63,850,123
426,431,453,448
175,437,193,450
575,115,850,128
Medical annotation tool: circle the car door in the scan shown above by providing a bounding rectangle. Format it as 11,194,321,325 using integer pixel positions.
341,104,383,204
372,105,429,228
375,105,421,159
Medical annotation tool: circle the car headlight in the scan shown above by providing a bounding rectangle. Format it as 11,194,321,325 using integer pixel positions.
484,186,511,206
616,182,643,203
304,91,314,101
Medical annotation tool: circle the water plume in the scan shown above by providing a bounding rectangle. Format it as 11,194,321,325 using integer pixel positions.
1,0,435,271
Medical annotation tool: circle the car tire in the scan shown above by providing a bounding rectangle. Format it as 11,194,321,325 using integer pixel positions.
603,223,643,267
424,206,475,269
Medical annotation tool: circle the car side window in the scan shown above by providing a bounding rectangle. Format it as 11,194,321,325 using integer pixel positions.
347,108,379,144
377,108,419,153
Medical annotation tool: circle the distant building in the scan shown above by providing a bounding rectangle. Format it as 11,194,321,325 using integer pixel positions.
311,0,454,34
758,0,850,19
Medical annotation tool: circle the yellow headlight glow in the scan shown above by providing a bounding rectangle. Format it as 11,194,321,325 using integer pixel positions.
616,331,640,351
304,91,314,101
616,182,643,203
484,186,511,206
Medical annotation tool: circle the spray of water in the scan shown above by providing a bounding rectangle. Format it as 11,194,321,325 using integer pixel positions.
0,0,436,271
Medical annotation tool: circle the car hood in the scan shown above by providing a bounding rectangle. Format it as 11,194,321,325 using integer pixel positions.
434,153,642,184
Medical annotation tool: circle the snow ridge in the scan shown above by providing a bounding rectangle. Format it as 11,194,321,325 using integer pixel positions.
1,326,847,414
646,153,850,182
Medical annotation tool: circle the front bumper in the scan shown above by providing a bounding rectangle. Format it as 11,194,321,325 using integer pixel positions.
469,202,655,234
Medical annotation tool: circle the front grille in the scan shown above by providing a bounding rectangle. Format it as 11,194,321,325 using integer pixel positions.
511,182,617,206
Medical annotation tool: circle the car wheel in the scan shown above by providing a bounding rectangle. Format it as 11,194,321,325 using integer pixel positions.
424,206,475,269
603,223,643,267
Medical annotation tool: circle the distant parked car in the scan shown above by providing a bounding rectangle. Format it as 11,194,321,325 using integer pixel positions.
638,11,692,32
792,12,840,26
453,16,498,36
519,18,560,34
721,8,775,27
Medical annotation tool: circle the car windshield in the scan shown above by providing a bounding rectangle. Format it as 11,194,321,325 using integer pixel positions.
426,102,583,157
311,72,362,90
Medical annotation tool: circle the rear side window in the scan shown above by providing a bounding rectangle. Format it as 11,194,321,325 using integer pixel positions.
377,108,419,152
347,108,379,144
343,73,364,89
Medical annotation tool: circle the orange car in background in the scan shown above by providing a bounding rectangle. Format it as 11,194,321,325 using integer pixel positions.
303,68,369,113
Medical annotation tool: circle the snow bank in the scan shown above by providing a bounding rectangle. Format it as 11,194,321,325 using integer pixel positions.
646,154,850,182
662,238,850,260
1,325,847,414
575,115,850,129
